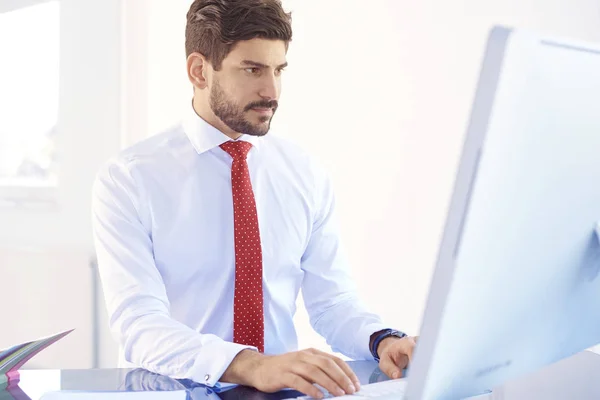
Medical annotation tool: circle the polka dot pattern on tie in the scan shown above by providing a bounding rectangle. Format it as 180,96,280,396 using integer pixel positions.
220,141,265,353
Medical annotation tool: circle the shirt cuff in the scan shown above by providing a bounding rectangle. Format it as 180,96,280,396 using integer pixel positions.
189,339,257,387
357,322,390,360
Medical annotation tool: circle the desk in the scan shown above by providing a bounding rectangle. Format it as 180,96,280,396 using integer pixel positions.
4,351,600,399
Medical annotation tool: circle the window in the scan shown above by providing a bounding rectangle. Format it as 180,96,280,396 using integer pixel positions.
0,1,59,189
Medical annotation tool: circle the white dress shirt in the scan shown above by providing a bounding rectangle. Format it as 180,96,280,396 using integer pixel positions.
92,105,388,387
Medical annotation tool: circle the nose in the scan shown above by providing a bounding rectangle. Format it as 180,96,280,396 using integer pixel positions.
258,73,280,100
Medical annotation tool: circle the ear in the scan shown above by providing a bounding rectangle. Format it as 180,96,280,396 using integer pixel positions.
187,52,210,90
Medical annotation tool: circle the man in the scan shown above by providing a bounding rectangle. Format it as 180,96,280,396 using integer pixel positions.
92,0,416,398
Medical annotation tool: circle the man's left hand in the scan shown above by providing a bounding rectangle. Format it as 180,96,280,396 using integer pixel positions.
376,336,418,379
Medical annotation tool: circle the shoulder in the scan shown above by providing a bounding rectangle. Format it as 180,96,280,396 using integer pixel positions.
118,124,191,170
96,124,191,182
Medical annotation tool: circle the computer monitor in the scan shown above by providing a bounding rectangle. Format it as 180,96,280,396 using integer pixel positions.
405,26,600,400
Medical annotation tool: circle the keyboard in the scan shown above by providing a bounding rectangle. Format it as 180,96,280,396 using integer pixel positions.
296,378,408,399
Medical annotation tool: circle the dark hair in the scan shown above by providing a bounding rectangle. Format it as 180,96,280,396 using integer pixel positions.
185,0,293,70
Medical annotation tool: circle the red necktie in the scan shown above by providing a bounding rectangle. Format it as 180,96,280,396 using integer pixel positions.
220,141,265,353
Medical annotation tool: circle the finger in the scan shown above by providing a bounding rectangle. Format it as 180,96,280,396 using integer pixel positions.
389,337,415,368
309,349,361,390
312,355,357,394
405,337,417,362
330,356,361,390
379,353,404,380
390,351,410,370
293,363,346,397
285,373,324,399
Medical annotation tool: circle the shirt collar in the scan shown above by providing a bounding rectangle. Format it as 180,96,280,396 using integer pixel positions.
183,101,261,155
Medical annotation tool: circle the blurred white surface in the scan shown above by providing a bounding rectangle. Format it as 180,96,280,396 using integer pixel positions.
0,1,59,185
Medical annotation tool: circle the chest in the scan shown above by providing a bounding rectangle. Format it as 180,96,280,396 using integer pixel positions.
148,158,315,287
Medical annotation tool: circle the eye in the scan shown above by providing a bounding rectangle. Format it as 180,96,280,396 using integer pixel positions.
276,68,286,75
245,67,260,74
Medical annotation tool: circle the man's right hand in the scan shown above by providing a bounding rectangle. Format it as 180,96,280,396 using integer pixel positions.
221,348,361,398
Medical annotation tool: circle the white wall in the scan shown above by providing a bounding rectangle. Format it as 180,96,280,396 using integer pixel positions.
134,0,600,355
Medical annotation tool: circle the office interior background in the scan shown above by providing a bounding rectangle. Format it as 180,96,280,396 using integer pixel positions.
1,0,600,371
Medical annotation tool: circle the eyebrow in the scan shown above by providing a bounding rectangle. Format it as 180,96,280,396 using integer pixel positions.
240,60,288,69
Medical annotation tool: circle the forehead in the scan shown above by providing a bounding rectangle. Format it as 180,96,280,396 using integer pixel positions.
224,38,288,66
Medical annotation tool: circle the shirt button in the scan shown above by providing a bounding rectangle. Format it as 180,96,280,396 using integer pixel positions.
205,374,210,382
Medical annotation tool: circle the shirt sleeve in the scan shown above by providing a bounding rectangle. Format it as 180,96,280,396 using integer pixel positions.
300,166,390,361
92,158,255,387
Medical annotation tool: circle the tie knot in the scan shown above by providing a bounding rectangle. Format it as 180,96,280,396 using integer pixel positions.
220,141,253,161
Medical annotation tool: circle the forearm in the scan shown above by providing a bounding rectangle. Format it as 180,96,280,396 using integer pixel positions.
309,295,388,360
114,309,254,386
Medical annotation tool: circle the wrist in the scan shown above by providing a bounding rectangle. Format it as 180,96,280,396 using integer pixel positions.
370,329,407,361
221,349,266,386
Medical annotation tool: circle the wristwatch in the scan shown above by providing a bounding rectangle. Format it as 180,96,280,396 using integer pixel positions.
370,329,407,362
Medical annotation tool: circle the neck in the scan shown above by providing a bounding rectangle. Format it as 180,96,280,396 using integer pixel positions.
192,96,242,140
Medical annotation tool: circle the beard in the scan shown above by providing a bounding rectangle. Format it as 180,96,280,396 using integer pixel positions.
209,79,278,137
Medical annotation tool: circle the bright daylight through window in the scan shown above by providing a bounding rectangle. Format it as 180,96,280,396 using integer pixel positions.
0,1,59,188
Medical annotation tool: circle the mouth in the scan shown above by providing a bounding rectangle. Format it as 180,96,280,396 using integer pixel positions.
250,107,273,116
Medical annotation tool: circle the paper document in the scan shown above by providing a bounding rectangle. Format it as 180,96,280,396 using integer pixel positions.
0,330,73,387
296,378,408,399
40,391,187,400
